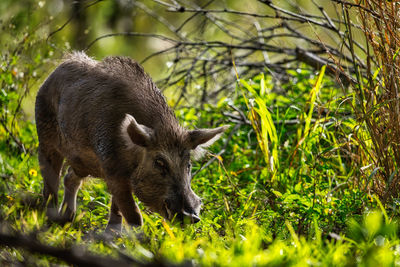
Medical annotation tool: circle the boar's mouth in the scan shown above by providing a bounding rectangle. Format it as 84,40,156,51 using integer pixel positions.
163,201,200,224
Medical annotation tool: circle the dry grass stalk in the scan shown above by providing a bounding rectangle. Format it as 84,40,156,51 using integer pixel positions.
346,0,400,200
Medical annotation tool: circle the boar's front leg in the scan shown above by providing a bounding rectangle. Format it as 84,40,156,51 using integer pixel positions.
107,179,143,229
105,196,123,232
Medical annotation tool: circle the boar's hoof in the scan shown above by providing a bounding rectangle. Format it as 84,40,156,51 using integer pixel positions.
58,212,75,224
46,207,60,222
46,209,74,225
58,206,76,223
105,223,123,234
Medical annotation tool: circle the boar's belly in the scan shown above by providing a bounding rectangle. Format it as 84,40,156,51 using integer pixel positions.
65,151,103,178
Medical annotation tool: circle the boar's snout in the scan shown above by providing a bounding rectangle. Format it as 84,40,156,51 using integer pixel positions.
164,195,201,224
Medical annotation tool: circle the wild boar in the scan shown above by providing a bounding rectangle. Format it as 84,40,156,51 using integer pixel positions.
35,52,228,231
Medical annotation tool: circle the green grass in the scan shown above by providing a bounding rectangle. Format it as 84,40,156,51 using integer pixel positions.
2,61,400,266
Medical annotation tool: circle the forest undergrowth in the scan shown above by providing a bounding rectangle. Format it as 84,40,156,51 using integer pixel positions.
1,59,398,266
2,0,400,266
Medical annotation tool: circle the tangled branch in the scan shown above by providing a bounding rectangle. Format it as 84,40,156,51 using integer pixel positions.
84,0,370,107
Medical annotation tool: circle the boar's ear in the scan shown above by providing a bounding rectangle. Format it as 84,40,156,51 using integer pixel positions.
187,125,229,150
121,114,153,148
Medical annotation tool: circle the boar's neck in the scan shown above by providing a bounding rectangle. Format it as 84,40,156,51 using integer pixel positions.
98,56,180,131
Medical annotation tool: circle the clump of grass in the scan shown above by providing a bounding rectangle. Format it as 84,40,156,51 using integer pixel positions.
239,74,279,173
341,1,400,201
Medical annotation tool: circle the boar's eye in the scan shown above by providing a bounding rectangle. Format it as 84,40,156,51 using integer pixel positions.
154,157,168,171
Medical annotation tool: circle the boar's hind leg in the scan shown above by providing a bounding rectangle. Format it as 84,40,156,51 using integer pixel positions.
59,167,83,223
38,146,64,219
107,180,143,228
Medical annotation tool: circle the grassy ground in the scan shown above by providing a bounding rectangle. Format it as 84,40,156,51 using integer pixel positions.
1,61,399,266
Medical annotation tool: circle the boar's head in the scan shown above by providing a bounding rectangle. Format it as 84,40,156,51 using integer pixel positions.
121,114,228,224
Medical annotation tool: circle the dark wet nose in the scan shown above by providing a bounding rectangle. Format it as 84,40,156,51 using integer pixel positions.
182,210,200,224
